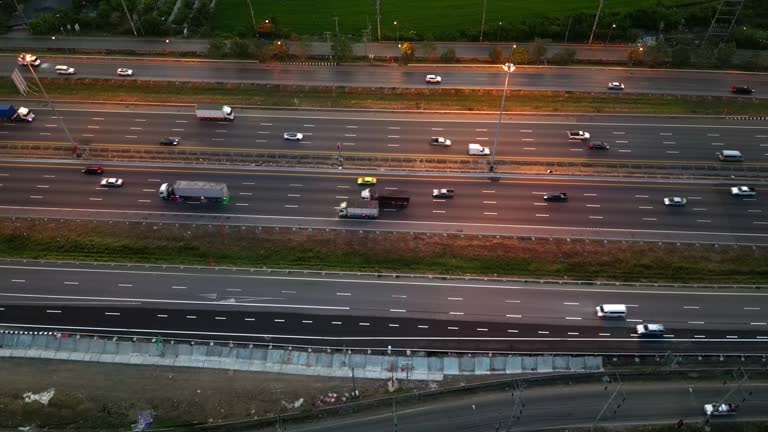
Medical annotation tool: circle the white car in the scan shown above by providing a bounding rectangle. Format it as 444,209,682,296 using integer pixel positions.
425,74,442,84
55,65,76,75
430,137,452,147
704,403,737,416
635,323,665,337
116,68,134,76
608,82,625,90
663,197,687,207
283,132,304,141
567,130,591,140
18,53,41,66
432,188,455,198
730,186,756,196
100,178,124,188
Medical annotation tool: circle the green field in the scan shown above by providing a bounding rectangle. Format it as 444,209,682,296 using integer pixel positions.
213,0,693,38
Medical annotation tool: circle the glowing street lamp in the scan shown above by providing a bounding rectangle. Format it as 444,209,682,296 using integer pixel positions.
490,62,516,172
606,24,616,44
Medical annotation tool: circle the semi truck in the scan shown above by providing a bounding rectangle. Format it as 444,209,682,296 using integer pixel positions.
195,104,235,121
159,181,230,203
360,187,410,209
0,104,34,122
337,200,379,219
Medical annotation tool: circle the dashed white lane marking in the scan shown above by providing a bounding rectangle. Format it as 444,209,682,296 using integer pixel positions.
521,138,534,141
91,117,104,120
683,306,699,309
134,119,146,122
387,144,400,147
639,206,653,209
711,142,725,146
745,307,761,310
387,135,400,138
260,122,272,126
302,320,313,324
642,218,657,221
433,210,446,213
89,198,102,201
392,294,407,298
615,140,628,143
535,214,549,217
483,212,498,215
137,199,151,203
64,281,79,285
477,328,488,331
29,196,43,199
635,195,649,198
46,310,62,313
82,134,94,137
566,317,582,320
39,132,51,135
563,302,579,305
171,286,187,289
618,149,632,152
172,128,184,131
448,327,459,330
506,314,522,318
588,216,604,219
599,333,611,336
476,128,487,131
482,201,496,204
346,125,358,128
211,138,224,141
257,131,269,134
520,129,532,132
508,330,520,333
303,124,314,127
176,120,188,123
612,131,625,135
586,204,601,208
662,141,676,144
336,292,351,296
523,147,536,150
287,194,301,197
475,137,489,140
344,134,357,137
125,135,138,138
707,133,720,136
505,300,520,303
568,332,580,335
660,132,673,135
342,142,356,145
666,150,679,154
750,322,767,325
332,322,342,325
538,331,550,334
418,325,429,329
692,208,707,211
358,322,370,326
388,126,400,129
449,311,464,315
87,125,99,129
11,280,25,283
44,124,57,127
235,203,248,206
482,190,495,193
130,127,142,130
696,219,712,223
431,127,444,130
390,309,406,312
284,205,299,208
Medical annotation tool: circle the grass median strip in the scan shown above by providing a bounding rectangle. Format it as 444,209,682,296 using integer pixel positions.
2,79,766,115
2,219,767,284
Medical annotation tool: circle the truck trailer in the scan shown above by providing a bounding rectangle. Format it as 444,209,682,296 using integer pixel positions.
337,200,379,219
195,104,235,121
360,187,410,209
159,181,230,203
0,104,34,122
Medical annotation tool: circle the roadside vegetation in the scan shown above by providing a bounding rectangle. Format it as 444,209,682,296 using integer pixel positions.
2,80,765,116
2,219,766,285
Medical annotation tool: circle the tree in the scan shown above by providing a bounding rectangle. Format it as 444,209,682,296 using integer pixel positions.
549,48,577,65
422,40,437,61
440,48,457,63
529,38,548,64
642,44,669,67
29,12,60,35
208,38,227,58
489,46,504,63
626,47,644,66
139,15,165,36
228,38,253,58
508,46,530,65
714,42,737,68
399,42,415,65
294,39,311,61
331,35,353,62
746,51,768,72
271,41,290,61
669,45,691,67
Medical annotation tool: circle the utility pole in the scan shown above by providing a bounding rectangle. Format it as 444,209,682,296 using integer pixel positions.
333,16,340,34
591,374,626,431
479,0,487,42
246,0,257,31
25,64,80,158
503,381,526,431
376,0,381,41
119,0,138,37
588,0,604,44
12,0,29,26
564,16,572,43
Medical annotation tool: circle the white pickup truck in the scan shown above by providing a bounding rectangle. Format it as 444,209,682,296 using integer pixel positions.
704,402,737,416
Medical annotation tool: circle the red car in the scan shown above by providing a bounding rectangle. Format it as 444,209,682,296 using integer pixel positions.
731,85,754,95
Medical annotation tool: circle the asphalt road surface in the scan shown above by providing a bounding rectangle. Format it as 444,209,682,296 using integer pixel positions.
5,55,767,97
1,263,766,352
257,381,768,432
0,162,766,243
5,108,768,166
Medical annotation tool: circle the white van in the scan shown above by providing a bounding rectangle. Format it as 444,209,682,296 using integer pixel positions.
468,143,490,155
595,304,627,318
717,150,743,161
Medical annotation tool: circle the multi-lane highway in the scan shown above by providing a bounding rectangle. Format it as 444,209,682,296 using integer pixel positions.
0,162,766,243
267,381,768,432
1,262,767,352
4,108,768,166
4,54,767,97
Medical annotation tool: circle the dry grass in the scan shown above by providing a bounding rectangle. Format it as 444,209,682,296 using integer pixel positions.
1,219,767,284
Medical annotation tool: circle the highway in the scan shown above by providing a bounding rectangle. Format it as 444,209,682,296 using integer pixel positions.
5,55,767,97
4,108,768,166
1,262,767,352
0,162,766,244
263,381,768,432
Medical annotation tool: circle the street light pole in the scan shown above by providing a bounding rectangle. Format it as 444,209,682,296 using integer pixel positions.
394,21,399,44
479,0,486,42
497,22,502,42
25,63,78,155
606,24,616,45
490,63,515,172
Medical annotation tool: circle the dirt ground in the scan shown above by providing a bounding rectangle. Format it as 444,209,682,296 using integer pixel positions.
0,358,491,430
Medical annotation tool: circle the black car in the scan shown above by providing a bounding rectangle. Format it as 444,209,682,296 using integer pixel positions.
543,192,568,202
82,165,104,175
589,141,610,150
731,85,754,95
160,136,181,146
